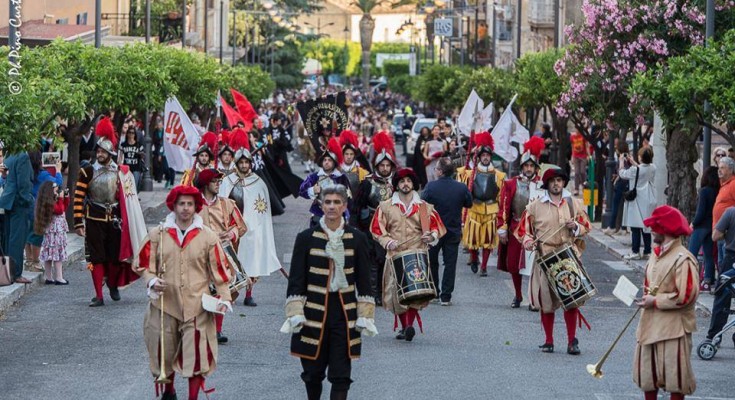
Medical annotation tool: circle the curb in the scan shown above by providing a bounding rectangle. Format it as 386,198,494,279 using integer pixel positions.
586,229,713,317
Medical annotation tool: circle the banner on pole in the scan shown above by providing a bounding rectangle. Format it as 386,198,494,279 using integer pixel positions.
163,97,199,172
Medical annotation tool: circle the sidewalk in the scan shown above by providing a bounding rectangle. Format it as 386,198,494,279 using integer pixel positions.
586,222,715,316
0,182,169,316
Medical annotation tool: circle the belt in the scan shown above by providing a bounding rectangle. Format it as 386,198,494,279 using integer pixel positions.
473,199,497,205
89,201,119,209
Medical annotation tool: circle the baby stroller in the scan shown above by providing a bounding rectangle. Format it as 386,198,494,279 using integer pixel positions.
697,270,735,360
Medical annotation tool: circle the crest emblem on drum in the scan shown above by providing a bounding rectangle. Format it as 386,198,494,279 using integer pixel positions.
550,259,582,296
407,264,427,283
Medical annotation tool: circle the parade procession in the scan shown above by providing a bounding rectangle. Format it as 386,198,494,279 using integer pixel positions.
3,1,735,399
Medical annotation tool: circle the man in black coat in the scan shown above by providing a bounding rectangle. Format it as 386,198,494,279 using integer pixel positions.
282,184,377,400
421,157,472,305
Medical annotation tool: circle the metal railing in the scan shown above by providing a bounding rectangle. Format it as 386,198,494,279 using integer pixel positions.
529,0,555,27
100,12,182,43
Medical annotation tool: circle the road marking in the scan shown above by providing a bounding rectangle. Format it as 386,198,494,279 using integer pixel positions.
603,261,634,271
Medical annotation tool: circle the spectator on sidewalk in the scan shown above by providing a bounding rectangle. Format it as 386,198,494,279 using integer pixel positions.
688,166,719,292
604,140,632,236
34,181,69,285
709,206,735,342
0,151,34,284
570,130,589,196
620,147,657,260
421,157,472,305
713,156,735,268
118,125,145,190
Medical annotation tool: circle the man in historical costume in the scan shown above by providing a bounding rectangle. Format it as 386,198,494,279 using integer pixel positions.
195,168,247,344
633,205,699,400
354,144,396,305
181,132,218,187
497,136,546,308
339,130,369,226
220,130,282,307
134,186,233,400
516,167,591,354
74,116,147,307
456,131,506,276
217,130,237,177
281,184,377,400
371,168,446,342
299,137,352,226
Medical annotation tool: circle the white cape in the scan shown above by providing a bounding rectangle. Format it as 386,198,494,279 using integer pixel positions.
220,173,281,277
119,169,147,261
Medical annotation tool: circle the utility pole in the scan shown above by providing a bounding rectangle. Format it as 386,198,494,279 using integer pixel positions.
516,0,521,59
474,5,478,67
181,0,186,48
232,10,237,65
204,0,208,54
142,0,153,192
703,0,714,168
553,0,560,48
95,0,102,48
219,0,224,64
491,3,496,67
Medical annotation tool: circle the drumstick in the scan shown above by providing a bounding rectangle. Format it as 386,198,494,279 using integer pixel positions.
395,235,423,248
529,223,570,248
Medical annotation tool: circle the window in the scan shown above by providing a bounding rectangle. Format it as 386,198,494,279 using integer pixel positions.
56,18,69,25
77,12,88,25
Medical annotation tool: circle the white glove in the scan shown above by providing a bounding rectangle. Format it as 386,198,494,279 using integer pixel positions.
279,315,306,334
147,278,161,300
355,317,378,337
217,299,233,313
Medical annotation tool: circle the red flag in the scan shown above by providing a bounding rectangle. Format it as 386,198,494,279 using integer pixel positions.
230,88,258,132
220,95,245,128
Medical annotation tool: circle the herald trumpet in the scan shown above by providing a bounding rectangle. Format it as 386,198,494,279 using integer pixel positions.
155,225,170,384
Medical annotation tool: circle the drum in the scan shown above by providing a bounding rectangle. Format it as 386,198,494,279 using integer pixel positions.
392,250,436,306
537,245,596,310
210,241,249,300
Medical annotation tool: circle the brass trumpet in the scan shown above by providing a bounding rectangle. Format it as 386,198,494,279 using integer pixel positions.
586,262,678,378
155,225,170,384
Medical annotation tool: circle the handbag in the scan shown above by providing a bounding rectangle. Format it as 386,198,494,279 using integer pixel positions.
623,167,639,201
0,244,14,286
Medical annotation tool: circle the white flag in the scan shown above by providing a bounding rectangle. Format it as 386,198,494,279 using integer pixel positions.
491,94,529,162
457,89,484,137
163,96,199,172
481,102,494,131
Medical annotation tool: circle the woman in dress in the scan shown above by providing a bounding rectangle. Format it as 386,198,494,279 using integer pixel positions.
34,181,69,285
423,125,448,183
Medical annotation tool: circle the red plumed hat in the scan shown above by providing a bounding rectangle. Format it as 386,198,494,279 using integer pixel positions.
339,130,359,152
520,136,545,166
319,137,343,165
95,116,118,155
473,131,494,155
372,131,396,166
218,129,234,156
166,185,205,213
229,127,252,161
194,168,224,190
644,205,693,237
392,168,419,189
195,132,218,157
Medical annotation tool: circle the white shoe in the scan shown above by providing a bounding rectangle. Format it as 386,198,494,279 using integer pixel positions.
602,228,614,236
623,252,642,260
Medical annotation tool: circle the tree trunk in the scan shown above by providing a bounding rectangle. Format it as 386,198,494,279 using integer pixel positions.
359,13,375,91
666,126,699,220
63,119,91,228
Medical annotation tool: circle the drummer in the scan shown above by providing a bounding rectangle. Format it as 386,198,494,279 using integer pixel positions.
195,168,248,344
370,168,446,342
516,167,591,355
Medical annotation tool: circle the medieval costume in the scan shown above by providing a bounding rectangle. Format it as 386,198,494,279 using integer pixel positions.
196,168,247,344
371,168,446,342
354,142,396,305
220,130,282,307
281,216,377,400
633,205,699,400
217,130,237,177
516,167,591,355
457,132,506,276
299,138,352,226
339,130,370,226
497,136,545,308
73,116,146,307
181,132,217,187
134,186,233,400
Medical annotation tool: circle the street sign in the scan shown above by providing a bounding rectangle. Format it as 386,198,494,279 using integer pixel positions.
434,18,453,37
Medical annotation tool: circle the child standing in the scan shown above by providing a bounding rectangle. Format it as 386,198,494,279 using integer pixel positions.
34,181,69,285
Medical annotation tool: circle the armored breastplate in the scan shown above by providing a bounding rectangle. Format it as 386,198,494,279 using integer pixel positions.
318,175,337,191
512,180,531,219
367,179,392,209
472,171,498,202
229,184,245,211
344,169,360,192
89,167,119,204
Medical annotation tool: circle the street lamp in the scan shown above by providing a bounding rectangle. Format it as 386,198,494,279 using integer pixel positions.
303,19,335,35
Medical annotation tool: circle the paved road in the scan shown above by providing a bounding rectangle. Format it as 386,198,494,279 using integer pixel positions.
0,196,732,400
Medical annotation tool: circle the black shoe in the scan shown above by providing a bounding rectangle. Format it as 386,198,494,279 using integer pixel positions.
539,343,554,353
567,338,581,355
55,279,69,286
470,262,479,274
528,304,539,312
89,297,104,307
511,297,522,308
44,279,55,285
243,297,257,307
479,269,488,277
109,287,121,301
161,391,178,400
395,329,406,340
217,332,228,344
405,326,416,342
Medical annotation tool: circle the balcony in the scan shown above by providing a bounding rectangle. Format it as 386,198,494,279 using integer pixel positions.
529,0,555,28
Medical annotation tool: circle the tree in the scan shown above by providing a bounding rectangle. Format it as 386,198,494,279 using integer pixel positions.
555,0,735,218
353,0,386,89
456,67,514,112
412,64,466,108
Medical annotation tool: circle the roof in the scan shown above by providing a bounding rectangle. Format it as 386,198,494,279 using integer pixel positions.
0,19,100,41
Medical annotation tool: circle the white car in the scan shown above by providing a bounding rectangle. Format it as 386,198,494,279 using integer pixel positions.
405,118,453,165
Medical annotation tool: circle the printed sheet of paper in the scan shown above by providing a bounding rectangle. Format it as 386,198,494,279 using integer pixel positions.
613,275,639,307
202,293,225,315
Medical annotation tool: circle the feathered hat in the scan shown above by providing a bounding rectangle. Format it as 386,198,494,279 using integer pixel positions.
218,129,234,156
318,137,343,166
230,127,252,162
372,130,396,167
339,130,360,154
195,132,218,158
473,131,494,156
520,136,545,167
95,116,118,156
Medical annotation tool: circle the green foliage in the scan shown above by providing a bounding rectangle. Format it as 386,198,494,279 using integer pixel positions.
514,48,564,111
301,38,361,77
370,42,411,75
388,74,414,95
226,65,276,104
382,60,410,78
412,64,468,108
456,67,514,110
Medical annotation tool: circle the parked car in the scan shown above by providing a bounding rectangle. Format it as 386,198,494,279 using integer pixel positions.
391,113,406,141
405,118,453,166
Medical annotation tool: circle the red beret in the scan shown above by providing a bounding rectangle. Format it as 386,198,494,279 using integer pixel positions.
644,205,692,237
392,168,419,189
194,168,223,189
166,185,204,213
